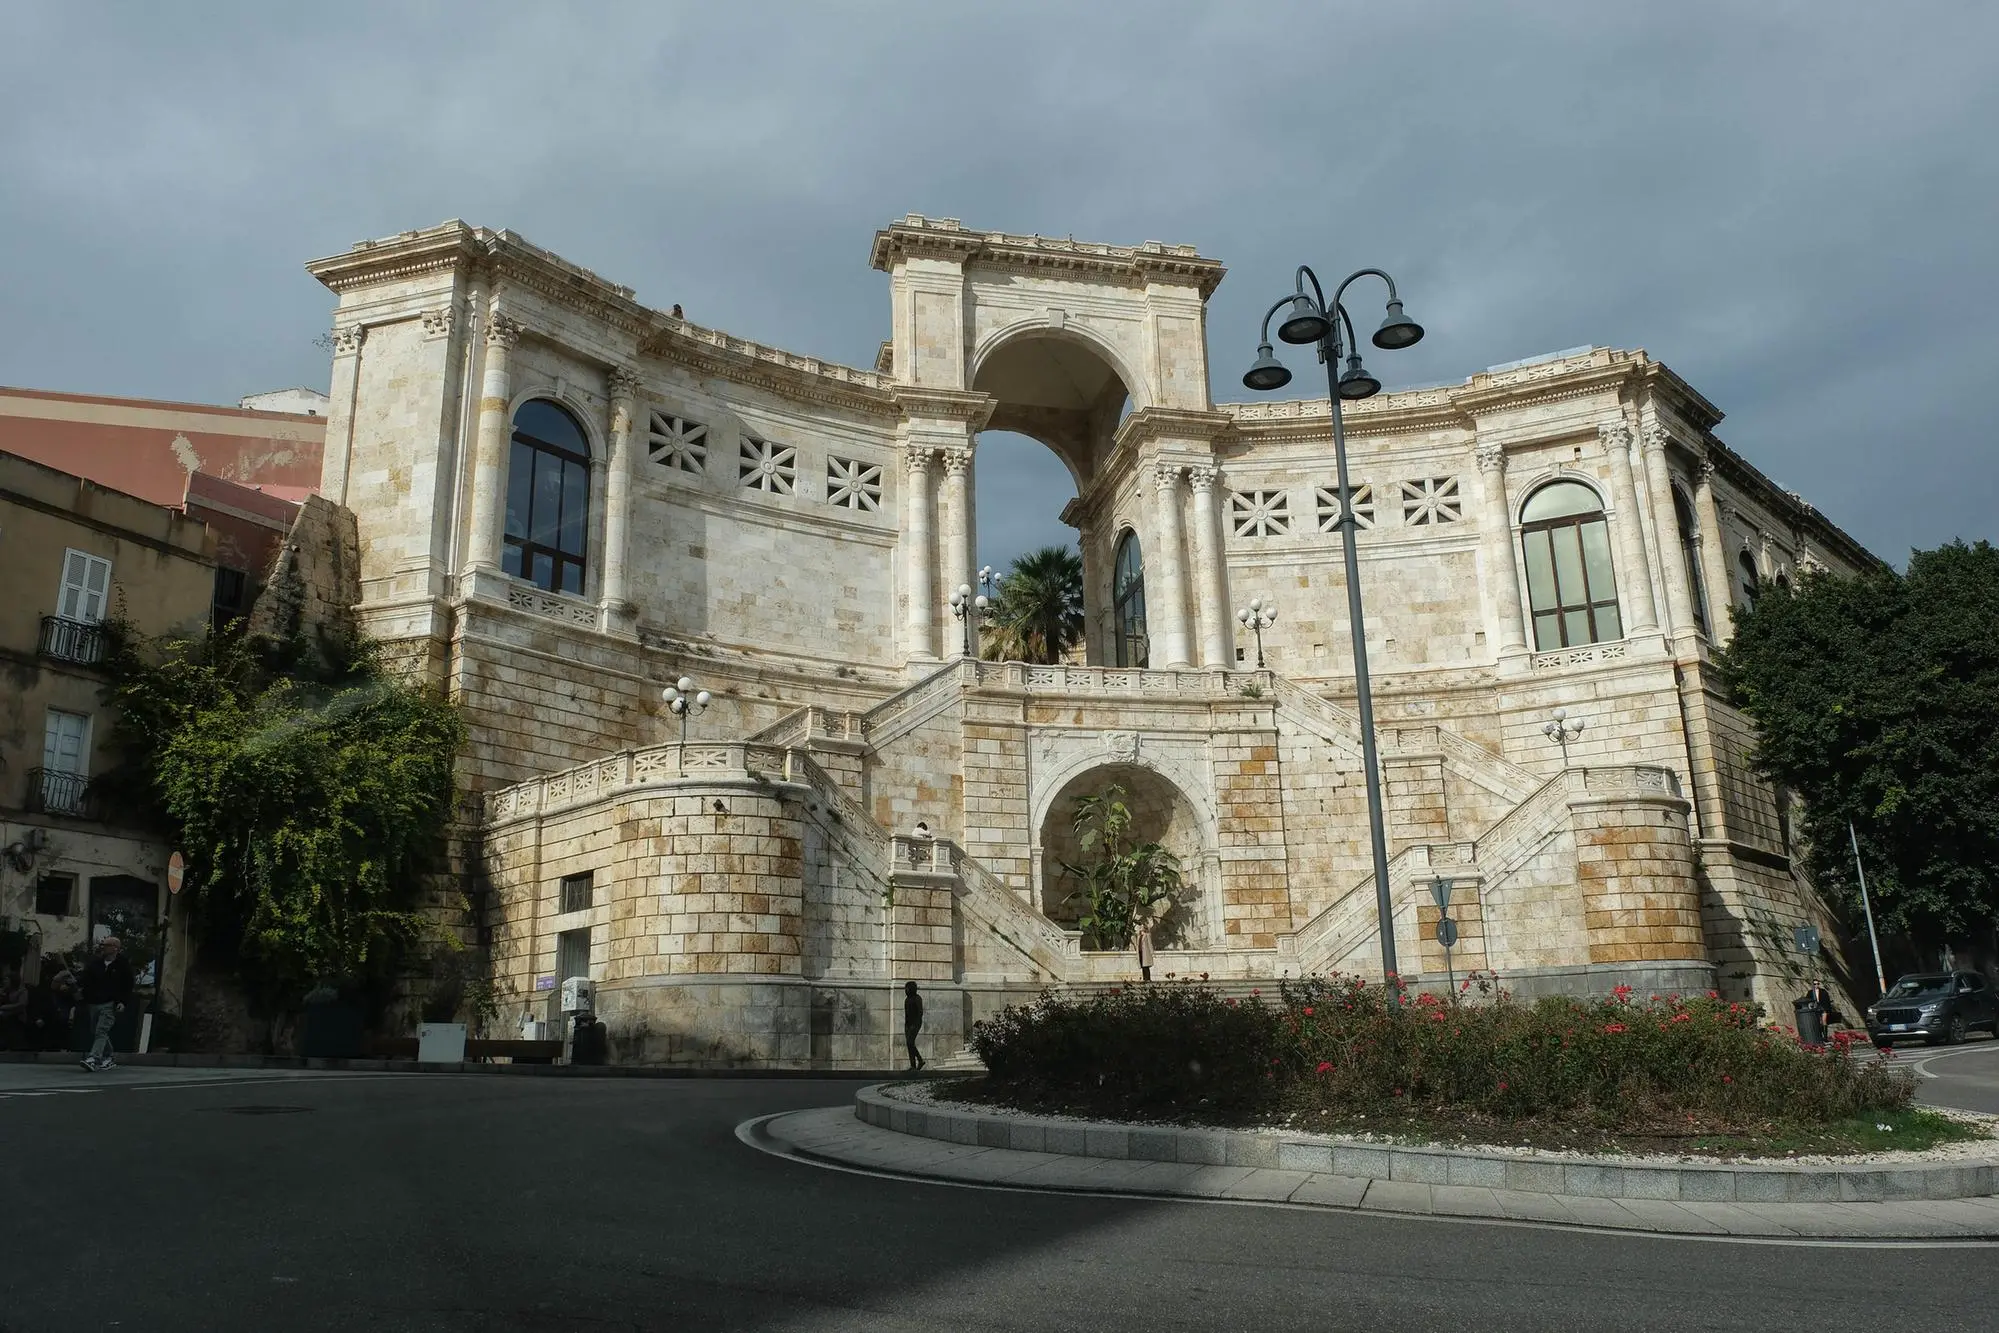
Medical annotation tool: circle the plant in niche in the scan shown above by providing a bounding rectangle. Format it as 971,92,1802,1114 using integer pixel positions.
1238,683,1265,700
1060,784,1181,951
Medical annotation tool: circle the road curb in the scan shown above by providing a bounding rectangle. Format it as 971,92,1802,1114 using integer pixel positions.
0,1051,917,1080
856,1084,1999,1203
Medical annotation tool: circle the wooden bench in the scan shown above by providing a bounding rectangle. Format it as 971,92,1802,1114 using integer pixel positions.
365,1037,565,1063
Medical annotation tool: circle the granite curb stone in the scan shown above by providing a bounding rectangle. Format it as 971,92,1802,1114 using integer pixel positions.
855,1084,1999,1203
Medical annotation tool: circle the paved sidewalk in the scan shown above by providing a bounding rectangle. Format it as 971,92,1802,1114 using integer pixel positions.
748,1105,1999,1241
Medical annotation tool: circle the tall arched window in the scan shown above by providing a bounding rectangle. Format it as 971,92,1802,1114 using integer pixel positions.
1673,487,1709,637
1737,550,1761,612
1519,481,1621,650
503,399,591,595
1112,530,1147,667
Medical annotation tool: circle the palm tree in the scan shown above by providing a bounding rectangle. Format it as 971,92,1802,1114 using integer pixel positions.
982,546,1084,665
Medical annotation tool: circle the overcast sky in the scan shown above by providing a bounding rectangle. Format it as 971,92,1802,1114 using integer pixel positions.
3,2,1994,571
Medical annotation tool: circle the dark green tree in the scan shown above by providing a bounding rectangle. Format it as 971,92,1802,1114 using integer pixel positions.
97,622,464,1011
983,545,1084,664
1060,784,1183,950
1717,541,1999,952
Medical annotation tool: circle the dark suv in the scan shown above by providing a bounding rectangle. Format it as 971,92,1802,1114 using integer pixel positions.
1866,972,1999,1047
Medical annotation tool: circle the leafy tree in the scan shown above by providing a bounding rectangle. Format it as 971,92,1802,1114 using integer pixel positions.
1060,784,1182,950
983,545,1084,665
1717,541,1999,953
97,622,464,1011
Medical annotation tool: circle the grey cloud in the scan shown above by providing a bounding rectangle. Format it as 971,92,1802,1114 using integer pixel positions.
2,0,1993,569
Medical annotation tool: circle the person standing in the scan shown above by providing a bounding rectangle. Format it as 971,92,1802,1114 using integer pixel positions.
78,936,134,1072
1136,920,1155,984
902,980,925,1072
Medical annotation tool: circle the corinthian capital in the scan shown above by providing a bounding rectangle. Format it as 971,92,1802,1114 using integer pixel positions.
605,365,642,401
1185,463,1220,493
1641,423,1674,455
1152,460,1184,489
486,313,522,349
1473,441,1506,474
1596,421,1633,450
904,444,936,476
939,446,974,478
329,325,366,356
419,307,456,341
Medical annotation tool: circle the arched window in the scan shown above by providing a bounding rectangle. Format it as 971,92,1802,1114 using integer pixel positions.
1519,481,1622,650
503,399,591,595
1737,550,1761,611
1112,530,1147,668
1673,487,1709,637
1773,570,1791,595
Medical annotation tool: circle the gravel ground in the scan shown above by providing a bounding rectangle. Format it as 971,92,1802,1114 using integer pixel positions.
884,1076,1999,1166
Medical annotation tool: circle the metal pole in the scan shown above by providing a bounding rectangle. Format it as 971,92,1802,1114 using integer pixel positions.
1324,330,1399,983
1849,821,1887,994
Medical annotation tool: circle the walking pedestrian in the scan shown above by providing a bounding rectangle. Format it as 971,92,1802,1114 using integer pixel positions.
78,936,134,1072
1136,920,1155,983
903,980,925,1071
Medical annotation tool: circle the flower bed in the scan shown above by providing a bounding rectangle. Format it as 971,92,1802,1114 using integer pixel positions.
963,974,1968,1155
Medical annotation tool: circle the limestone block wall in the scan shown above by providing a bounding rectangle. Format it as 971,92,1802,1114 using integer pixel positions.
1274,724,1372,929
1211,721,1289,948
960,698,1032,897
1569,779,1705,967
864,706,965,842
651,785,805,976
1480,828,1589,973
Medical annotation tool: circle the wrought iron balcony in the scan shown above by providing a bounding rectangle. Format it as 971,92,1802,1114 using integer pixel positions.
26,768,95,819
38,615,105,666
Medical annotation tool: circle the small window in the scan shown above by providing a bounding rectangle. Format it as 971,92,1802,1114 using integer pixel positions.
1738,550,1761,610
1112,530,1147,668
555,927,591,983
58,549,113,623
559,872,594,915
1673,488,1709,637
211,567,250,633
1230,490,1290,538
43,709,90,776
35,873,76,917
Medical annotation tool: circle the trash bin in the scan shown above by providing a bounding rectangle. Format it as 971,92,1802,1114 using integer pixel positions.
1794,994,1827,1045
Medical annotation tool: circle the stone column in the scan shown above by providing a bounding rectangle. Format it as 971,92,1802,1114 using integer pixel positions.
598,365,641,632
1694,457,1735,646
1598,422,1660,637
1474,441,1527,655
939,445,974,652
903,446,937,661
1186,463,1231,667
1640,425,1697,643
1150,460,1193,668
323,324,367,509
464,309,521,578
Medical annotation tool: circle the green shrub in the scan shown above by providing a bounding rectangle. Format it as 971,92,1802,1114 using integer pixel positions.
970,974,1915,1130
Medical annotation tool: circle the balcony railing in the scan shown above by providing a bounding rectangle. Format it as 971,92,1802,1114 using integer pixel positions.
38,615,105,666
26,768,95,819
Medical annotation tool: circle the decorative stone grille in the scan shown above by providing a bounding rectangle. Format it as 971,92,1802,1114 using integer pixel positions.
646,412,708,473
739,436,797,494
1398,476,1462,525
826,456,883,511
1314,484,1374,532
505,583,598,626
1530,642,1629,671
1229,489,1291,538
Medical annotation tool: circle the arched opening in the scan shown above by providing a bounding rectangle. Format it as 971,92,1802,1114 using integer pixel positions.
971,329,1137,666
1112,530,1147,667
1519,480,1621,650
504,399,592,594
1037,763,1212,949
1673,486,1709,637
1737,549,1761,611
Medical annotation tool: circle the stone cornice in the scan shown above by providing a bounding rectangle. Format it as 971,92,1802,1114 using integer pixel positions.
870,214,1226,298
639,316,897,416
892,386,998,430
1700,437,1884,573
1111,406,1235,455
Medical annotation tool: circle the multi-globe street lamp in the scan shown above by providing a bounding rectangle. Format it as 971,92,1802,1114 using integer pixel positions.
1243,264,1425,983
1543,708,1586,768
663,675,711,775
948,582,989,659
1236,597,1277,669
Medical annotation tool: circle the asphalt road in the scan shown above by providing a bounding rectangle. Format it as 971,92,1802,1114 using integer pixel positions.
1899,1032,1999,1115
3,1066,1998,1333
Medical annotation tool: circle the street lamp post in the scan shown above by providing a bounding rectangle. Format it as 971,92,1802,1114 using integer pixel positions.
1543,708,1585,768
1236,597,1277,669
1243,264,1425,984
663,676,711,776
948,583,989,659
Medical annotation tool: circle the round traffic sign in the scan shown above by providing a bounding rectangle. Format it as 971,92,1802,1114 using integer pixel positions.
1436,916,1459,949
167,851,185,895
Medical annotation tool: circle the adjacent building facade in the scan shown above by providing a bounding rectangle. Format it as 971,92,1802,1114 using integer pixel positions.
298,215,1873,1065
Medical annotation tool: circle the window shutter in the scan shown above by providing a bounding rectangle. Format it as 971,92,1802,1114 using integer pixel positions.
59,549,112,622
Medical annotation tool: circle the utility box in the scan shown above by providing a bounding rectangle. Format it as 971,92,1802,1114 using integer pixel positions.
416,1022,467,1063
517,1015,548,1042
560,976,594,1015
